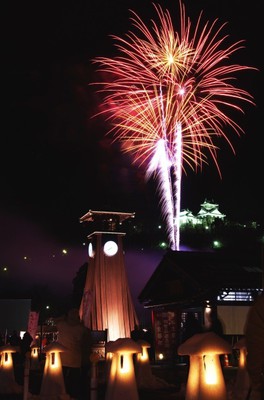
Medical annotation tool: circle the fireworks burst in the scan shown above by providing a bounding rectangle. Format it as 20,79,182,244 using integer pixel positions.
92,1,256,250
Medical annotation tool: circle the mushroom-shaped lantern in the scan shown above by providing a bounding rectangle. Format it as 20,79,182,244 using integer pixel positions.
105,337,141,400
89,350,102,400
30,344,40,370
105,340,115,382
178,331,231,400
134,339,151,389
0,344,22,394
135,339,175,390
39,342,70,399
136,339,150,364
233,337,250,400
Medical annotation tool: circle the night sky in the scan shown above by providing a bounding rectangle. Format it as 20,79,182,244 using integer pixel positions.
3,0,263,315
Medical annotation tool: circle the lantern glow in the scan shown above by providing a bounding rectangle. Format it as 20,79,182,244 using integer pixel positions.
239,348,246,367
233,337,250,399
0,345,22,395
119,353,131,374
31,347,38,358
134,339,172,390
0,346,17,369
3,351,12,367
105,338,141,400
178,332,231,399
203,355,217,385
30,345,41,371
135,340,151,365
39,342,69,398
50,351,59,369
138,347,148,362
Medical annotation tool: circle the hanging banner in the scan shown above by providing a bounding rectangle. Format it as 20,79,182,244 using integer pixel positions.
27,311,39,342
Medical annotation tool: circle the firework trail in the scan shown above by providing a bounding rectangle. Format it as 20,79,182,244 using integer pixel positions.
92,1,256,250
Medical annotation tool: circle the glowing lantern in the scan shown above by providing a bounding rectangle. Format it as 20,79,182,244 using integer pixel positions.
233,337,250,399
178,331,231,400
134,339,152,389
90,351,101,400
30,344,40,370
0,344,22,394
105,338,141,400
134,339,174,390
136,339,150,364
105,340,115,382
39,342,70,399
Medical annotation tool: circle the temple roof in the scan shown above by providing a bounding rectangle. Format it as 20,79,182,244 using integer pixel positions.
138,249,262,308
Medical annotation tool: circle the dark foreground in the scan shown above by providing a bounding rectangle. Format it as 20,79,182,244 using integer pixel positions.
0,362,238,400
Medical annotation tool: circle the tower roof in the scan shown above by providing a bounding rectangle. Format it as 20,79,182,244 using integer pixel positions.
80,210,135,232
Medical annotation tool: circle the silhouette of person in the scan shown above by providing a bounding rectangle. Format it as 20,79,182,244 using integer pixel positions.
209,310,224,337
244,293,264,400
9,330,22,367
9,330,21,347
20,331,33,359
56,308,92,399
0,332,4,346
182,312,202,342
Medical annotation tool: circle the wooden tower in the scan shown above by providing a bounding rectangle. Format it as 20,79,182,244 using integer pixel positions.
79,210,139,341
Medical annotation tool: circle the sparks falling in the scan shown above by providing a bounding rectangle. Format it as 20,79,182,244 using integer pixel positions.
92,1,256,250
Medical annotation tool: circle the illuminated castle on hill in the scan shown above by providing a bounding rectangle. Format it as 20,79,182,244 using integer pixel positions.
180,199,226,228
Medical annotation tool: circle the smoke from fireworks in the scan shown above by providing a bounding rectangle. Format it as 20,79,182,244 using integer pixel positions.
92,1,256,250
